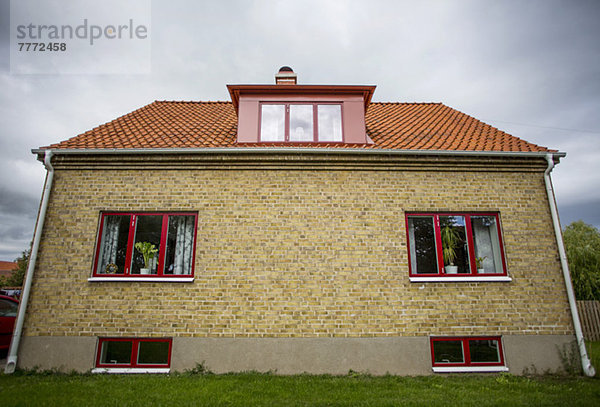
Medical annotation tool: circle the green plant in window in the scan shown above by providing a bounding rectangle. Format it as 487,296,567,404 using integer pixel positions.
441,224,460,266
134,241,158,269
475,256,487,269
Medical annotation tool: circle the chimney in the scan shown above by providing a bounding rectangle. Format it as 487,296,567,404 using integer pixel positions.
275,66,297,85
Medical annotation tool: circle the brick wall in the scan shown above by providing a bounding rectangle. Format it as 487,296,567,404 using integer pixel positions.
23,154,573,338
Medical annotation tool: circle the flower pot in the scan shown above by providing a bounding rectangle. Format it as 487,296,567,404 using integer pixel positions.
140,268,151,275
477,268,485,274
444,265,458,274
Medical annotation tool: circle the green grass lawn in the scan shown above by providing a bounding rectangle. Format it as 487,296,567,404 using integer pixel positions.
588,340,600,373
1,371,599,407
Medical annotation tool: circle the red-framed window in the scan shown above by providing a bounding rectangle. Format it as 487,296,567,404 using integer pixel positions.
96,338,172,368
406,212,508,277
93,212,198,277
259,102,343,143
430,337,505,367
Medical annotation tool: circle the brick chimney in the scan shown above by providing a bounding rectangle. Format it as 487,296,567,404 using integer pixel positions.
275,66,297,85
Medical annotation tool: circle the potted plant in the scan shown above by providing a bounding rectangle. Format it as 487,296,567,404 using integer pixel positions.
134,241,158,275
476,256,487,274
441,224,460,274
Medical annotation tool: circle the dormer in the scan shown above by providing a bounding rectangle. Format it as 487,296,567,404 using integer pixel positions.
228,67,376,144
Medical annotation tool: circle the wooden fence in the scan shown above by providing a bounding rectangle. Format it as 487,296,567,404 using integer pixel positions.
577,300,600,341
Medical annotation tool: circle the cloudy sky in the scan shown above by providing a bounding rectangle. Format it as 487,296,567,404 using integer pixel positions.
0,0,599,261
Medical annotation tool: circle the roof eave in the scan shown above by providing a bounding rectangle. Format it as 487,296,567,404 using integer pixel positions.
226,84,377,112
32,147,566,161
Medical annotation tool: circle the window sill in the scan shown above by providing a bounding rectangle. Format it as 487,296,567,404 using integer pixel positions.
409,276,512,283
92,367,170,374
432,366,509,373
88,277,194,283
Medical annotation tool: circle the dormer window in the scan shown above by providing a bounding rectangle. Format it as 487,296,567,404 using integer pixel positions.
260,103,343,143
228,66,375,145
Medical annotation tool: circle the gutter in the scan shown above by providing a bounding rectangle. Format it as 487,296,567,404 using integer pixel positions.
5,150,54,374
31,147,566,159
544,153,595,377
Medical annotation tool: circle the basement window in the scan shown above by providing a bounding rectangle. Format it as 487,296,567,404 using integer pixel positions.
94,338,172,373
430,336,508,372
406,213,509,281
260,103,343,142
92,212,197,279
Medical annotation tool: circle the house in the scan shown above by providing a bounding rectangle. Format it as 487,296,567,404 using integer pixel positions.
5,67,594,375
0,261,17,279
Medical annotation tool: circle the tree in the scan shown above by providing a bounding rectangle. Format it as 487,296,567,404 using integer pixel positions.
563,221,600,300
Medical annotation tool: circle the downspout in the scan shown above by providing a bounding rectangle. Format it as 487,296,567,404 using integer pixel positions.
544,153,595,377
4,150,54,374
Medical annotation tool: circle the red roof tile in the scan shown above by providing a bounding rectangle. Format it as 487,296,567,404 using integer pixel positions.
42,101,552,153
0,261,17,276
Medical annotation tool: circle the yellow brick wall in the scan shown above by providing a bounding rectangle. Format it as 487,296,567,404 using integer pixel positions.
24,157,573,338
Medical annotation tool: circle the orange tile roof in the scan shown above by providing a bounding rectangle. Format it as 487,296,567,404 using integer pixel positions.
0,261,17,276
43,101,552,153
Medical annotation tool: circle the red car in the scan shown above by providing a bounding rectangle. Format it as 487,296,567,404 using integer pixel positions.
0,295,19,351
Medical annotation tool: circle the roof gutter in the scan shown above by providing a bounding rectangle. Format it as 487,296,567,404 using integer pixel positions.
544,153,595,377
32,147,566,159
5,150,54,374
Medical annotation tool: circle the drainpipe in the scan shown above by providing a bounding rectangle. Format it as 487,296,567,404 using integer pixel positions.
4,150,54,374
544,153,595,377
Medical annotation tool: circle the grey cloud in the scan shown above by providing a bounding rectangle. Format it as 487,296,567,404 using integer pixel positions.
0,212,34,261
559,199,600,231
1,222,33,241
0,186,39,217
0,0,8,73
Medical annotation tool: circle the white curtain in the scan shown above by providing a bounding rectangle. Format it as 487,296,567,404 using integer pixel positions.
98,216,120,273
408,219,417,273
173,216,194,275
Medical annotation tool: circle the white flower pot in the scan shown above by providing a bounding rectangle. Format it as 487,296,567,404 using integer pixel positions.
477,268,485,274
140,268,151,275
444,265,458,274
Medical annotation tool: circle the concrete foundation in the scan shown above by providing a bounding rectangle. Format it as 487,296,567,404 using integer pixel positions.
19,336,97,372
171,337,431,375
503,334,579,374
17,334,579,375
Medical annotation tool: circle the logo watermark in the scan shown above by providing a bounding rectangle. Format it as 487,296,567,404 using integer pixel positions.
10,0,151,74
16,19,148,46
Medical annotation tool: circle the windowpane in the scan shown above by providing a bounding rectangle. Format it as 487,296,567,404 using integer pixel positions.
433,340,464,363
131,215,163,275
439,216,470,274
469,339,501,363
0,299,18,317
471,216,503,274
94,212,198,277
164,215,195,275
318,105,342,142
100,341,132,365
137,341,170,365
261,104,285,141
97,215,130,274
408,216,438,274
289,105,314,141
